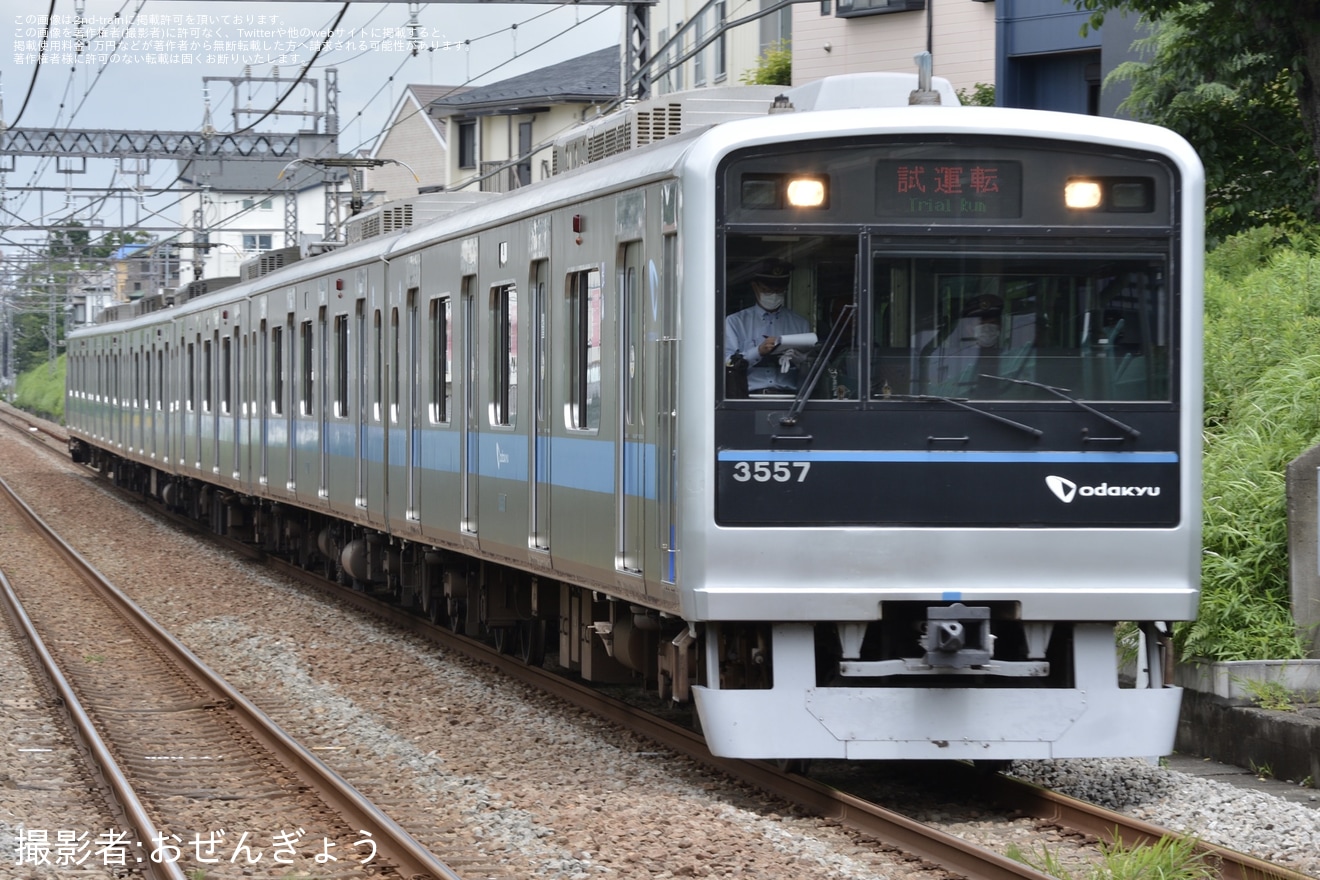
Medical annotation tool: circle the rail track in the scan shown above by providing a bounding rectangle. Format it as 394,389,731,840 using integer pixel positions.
0,468,459,880
1,401,1313,880
265,551,1317,880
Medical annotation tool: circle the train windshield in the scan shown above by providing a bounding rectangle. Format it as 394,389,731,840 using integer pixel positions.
873,250,1169,402
721,233,1170,403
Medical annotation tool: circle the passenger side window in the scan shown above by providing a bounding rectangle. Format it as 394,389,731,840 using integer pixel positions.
490,284,516,427
566,268,602,430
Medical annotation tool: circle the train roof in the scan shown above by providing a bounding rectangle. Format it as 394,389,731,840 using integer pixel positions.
70,72,1201,336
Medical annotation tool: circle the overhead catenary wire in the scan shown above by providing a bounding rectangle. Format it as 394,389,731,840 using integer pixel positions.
6,0,58,130
2,2,632,277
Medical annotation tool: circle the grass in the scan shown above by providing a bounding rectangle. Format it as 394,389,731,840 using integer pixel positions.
1195,234,1320,661
1007,835,1216,880
1237,677,1299,711
11,353,66,423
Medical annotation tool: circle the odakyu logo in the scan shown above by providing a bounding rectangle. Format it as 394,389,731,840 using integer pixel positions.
1045,475,1162,504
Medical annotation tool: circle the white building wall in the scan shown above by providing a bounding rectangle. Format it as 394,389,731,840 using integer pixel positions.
649,0,770,94
447,104,595,193
792,3,995,94
179,185,336,281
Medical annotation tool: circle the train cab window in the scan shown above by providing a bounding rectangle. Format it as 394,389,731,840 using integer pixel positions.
873,252,1170,402
721,234,859,401
566,268,603,431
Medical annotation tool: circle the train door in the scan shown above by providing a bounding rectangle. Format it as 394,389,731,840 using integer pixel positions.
329,308,351,512
386,254,421,529
224,326,237,480
166,338,177,467
154,343,165,463
295,309,318,499
131,348,141,456
618,238,645,574
231,326,243,481
191,331,202,469
284,311,296,492
461,274,478,535
244,322,257,490
317,300,328,499
530,258,550,553
354,293,367,512
203,332,214,472
659,215,679,585
405,287,420,523
260,319,271,486
386,302,403,523
367,303,387,524
112,346,122,452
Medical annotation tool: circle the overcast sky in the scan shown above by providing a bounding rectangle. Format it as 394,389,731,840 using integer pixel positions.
0,0,621,255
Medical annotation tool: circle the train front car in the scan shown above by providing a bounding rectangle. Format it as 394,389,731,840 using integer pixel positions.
681,94,1204,760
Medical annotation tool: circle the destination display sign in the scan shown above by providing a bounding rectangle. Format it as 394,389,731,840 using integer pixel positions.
875,159,1023,220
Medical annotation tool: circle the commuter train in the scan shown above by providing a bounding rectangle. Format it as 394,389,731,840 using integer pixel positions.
65,72,1204,761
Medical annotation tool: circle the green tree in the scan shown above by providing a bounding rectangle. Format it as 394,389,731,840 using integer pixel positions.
957,83,996,107
1076,1,1320,226
1104,4,1315,239
740,39,792,86
6,223,154,375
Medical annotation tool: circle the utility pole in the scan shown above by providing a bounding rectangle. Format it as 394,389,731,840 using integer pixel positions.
47,238,58,377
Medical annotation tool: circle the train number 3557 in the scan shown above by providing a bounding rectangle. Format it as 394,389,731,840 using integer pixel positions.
731,461,812,483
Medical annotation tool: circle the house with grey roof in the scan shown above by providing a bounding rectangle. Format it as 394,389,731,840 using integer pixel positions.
430,46,621,193
366,84,468,202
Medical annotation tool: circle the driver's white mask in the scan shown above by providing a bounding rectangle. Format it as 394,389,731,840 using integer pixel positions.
756,291,785,312
976,322,1001,348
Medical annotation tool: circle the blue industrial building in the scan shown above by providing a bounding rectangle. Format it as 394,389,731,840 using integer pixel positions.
995,0,1144,116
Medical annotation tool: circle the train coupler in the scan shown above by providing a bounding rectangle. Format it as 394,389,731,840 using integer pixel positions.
921,603,992,668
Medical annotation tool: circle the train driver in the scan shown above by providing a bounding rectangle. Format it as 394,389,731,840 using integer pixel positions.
724,259,813,395
965,293,1003,396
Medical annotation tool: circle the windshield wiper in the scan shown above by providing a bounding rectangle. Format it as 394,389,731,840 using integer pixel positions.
887,393,1043,437
779,304,856,427
978,373,1140,439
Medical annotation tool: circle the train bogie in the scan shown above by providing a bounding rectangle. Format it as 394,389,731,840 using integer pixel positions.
66,72,1204,761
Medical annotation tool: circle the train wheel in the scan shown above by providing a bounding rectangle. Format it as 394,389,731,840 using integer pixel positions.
517,619,546,667
447,599,466,635
972,759,1010,774
775,759,812,775
491,626,514,655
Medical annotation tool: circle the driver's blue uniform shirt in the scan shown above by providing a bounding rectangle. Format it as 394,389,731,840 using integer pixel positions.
724,304,811,391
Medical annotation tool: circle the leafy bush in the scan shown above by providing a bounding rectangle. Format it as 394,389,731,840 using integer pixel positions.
740,40,791,87
956,83,995,107
13,354,66,423
1197,230,1317,660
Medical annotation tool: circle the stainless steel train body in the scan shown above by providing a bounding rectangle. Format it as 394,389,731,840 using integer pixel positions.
65,73,1204,761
